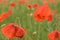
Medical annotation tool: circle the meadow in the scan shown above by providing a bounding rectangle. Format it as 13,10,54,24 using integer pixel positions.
0,0,60,40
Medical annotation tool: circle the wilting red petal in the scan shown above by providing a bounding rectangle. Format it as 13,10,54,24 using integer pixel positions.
1,23,18,38
48,31,60,40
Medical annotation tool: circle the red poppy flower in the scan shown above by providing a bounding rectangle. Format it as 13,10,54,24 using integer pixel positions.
53,1,57,6
27,4,32,9
34,5,52,22
1,23,18,38
3,0,8,5
48,0,53,3
1,12,11,18
42,0,48,5
8,9,13,14
48,31,60,40
33,4,38,8
0,10,13,22
1,23,27,38
0,0,2,2
10,2,16,7
19,0,26,5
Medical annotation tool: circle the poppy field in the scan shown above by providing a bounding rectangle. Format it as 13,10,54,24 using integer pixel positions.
0,0,60,40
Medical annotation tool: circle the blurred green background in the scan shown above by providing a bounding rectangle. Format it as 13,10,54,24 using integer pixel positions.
0,0,60,40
